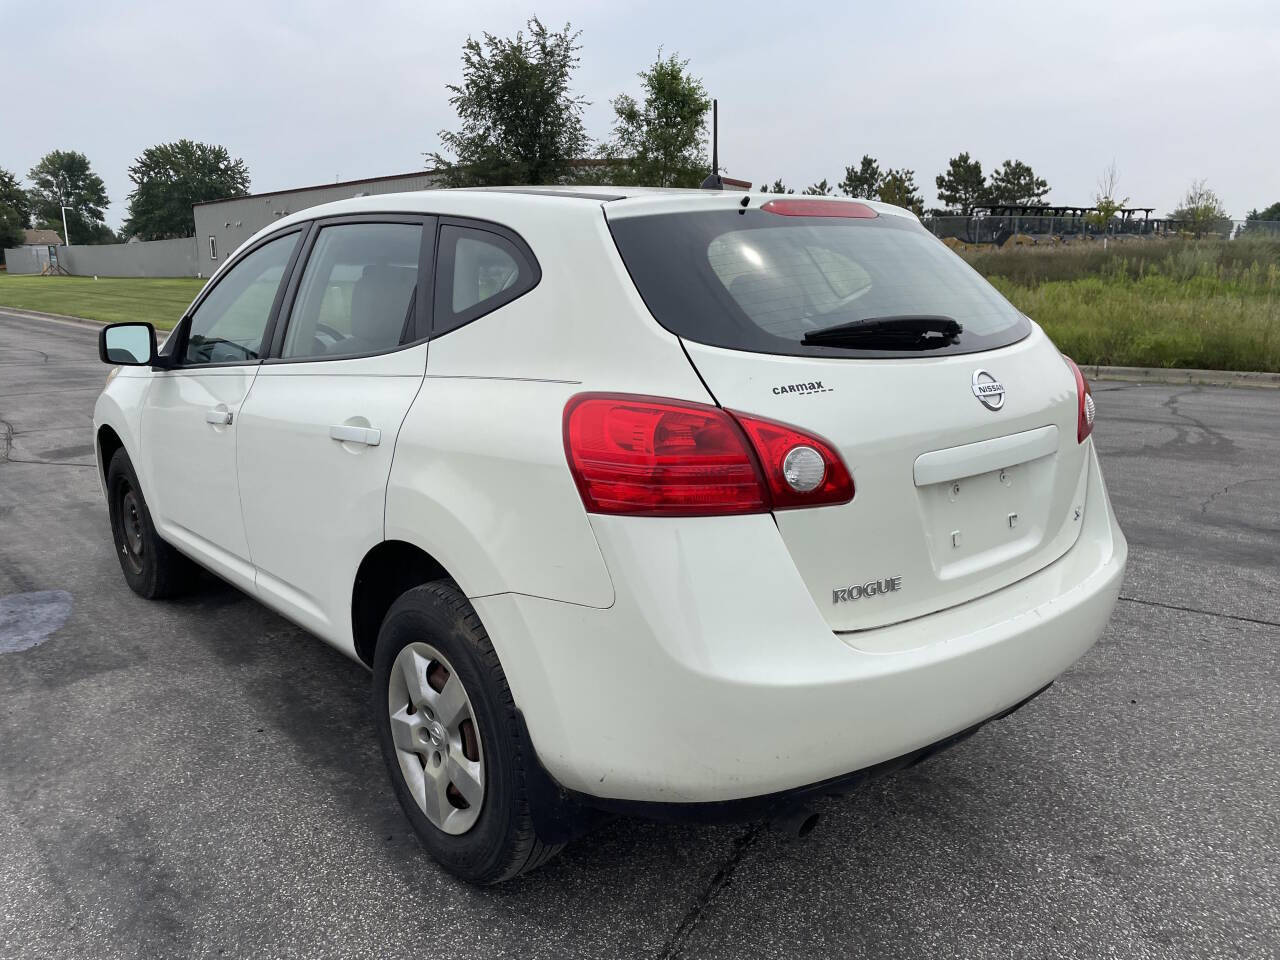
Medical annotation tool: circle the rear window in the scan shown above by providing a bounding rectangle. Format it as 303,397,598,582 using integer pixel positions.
608,209,1030,358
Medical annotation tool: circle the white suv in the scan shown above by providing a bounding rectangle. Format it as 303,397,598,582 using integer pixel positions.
93,187,1127,883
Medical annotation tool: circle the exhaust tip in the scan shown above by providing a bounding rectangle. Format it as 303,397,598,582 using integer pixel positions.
772,806,821,839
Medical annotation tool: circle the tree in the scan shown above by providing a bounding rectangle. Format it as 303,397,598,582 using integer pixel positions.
1245,201,1280,221
759,179,794,194
803,179,834,196
985,159,1050,206
838,155,882,199
1240,201,1280,235
27,150,112,244
1170,179,1230,236
600,52,710,187
0,204,24,255
427,18,590,187
123,140,250,240
0,167,31,228
934,152,986,214
877,168,924,215
1087,160,1129,231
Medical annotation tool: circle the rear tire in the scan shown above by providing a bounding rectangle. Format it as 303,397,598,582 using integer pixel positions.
372,581,562,884
105,448,197,599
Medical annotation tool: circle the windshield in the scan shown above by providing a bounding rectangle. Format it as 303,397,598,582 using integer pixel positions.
608,208,1030,358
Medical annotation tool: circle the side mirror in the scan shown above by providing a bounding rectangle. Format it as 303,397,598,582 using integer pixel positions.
99,322,157,366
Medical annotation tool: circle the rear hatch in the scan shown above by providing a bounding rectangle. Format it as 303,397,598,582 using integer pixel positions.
606,196,1089,631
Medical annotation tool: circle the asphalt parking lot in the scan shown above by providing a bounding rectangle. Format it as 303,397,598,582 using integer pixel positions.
1,308,1277,960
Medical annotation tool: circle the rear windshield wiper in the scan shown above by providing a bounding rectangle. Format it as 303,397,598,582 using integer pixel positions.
801,315,963,349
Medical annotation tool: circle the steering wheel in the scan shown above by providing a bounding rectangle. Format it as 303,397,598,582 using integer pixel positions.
315,322,345,341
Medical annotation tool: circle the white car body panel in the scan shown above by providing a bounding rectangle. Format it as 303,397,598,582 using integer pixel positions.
237,343,428,652
91,186,1127,808
141,365,261,593
680,324,1089,630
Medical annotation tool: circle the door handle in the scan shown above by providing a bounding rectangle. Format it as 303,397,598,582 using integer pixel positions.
329,424,381,446
205,408,233,426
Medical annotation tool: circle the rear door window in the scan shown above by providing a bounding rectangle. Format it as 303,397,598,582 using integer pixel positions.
609,208,1031,358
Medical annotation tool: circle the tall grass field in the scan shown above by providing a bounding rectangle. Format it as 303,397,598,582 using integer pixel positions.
961,238,1280,371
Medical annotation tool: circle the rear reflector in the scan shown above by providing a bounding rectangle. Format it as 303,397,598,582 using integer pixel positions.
1063,356,1095,443
563,393,854,516
760,199,878,219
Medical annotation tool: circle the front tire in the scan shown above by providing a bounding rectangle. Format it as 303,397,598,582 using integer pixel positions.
105,448,196,599
372,581,562,883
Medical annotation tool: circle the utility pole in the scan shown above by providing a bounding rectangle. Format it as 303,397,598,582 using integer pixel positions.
58,174,70,245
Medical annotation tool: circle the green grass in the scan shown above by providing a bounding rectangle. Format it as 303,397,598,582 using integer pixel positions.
0,274,206,329
962,238,1280,371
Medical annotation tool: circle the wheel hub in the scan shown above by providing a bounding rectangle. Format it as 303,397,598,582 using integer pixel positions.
387,642,485,835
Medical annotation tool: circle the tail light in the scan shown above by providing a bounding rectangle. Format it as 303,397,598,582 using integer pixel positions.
728,411,854,509
563,393,854,517
1063,356,1096,443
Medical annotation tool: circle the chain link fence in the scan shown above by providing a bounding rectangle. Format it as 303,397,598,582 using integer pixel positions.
922,215,1280,248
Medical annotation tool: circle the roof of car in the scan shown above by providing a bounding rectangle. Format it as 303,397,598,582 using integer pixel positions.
244,187,917,262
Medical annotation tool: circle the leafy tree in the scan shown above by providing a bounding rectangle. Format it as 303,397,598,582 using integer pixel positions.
600,52,710,187
1240,201,1280,235
0,204,24,257
838,155,882,199
1087,160,1128,230
803,179,834,196
0,167,31,228
123,140,250,240
877,168,924,215
759,179,794,194
1245,201,1280,221
985,159,1050,206
934,152,986,214
1170,179,1230,236
427,18,590,187
27,150,112,244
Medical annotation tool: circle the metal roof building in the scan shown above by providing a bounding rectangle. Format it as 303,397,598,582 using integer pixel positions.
192,169,445,270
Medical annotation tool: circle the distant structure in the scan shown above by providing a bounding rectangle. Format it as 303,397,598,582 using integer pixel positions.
928,203,1184,249
193,169,446,269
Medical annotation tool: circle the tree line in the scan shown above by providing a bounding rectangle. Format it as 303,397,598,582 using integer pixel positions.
0,141,250,253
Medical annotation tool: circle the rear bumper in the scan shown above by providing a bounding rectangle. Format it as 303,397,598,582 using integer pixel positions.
474,443,1126,805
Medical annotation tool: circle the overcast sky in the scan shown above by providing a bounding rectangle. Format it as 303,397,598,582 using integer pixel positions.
3,0,1277,228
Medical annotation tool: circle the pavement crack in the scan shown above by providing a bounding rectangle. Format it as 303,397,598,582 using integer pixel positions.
1119,594,1280,629
655,824,764,960
1198,477,1280,514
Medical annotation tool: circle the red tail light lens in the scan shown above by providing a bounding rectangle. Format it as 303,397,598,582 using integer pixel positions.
563,394,768,516
563,394,855,516
1063,356,1096,443
728,411,854,509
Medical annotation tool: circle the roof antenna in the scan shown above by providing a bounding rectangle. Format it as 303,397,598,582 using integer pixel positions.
700,99,723,190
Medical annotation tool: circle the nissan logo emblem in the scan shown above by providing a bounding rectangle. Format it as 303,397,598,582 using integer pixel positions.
971,370,1006,411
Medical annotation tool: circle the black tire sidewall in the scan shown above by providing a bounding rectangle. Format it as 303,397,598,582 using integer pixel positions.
372,583,525,883
105,449,159,597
